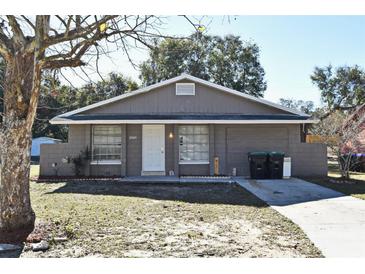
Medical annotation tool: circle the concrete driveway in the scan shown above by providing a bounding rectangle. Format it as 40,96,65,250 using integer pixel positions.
235,178,365,257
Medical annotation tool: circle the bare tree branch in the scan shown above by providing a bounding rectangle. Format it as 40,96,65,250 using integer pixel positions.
319,105,359,120
180,15,199,32
94,45,105,81
21,16,35,30
0,20,13,60
45,15,118,46
312,106,365,178
6,15,26,46
42,57,86,69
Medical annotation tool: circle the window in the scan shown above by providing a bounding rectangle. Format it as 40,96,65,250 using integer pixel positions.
92,125,122,163
176,83,195,96
179,125,209,164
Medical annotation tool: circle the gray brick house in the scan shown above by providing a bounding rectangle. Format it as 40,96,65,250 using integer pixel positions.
40,74,327,177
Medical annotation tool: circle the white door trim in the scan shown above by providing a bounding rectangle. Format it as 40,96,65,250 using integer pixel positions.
142,124,165,174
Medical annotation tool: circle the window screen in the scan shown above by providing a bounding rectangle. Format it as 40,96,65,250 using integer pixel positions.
176,83,195,95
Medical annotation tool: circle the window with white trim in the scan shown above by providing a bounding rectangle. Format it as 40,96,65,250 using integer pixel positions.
179,125,209,164
92,125,122,162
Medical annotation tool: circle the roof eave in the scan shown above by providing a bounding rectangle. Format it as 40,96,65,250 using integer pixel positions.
50,118,318,125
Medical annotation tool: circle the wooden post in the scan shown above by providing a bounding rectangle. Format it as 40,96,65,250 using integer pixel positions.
214,156,219,176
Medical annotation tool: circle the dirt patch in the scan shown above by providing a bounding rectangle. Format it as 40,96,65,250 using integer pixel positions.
25,221,54,243
21,181,322,258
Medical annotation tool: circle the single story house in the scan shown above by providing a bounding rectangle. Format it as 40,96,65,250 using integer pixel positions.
31,137,62,162
40,74,327,178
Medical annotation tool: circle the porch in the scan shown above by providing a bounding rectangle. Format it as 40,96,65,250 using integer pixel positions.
35,173,236,184
39,123,327,178
119,176,235,184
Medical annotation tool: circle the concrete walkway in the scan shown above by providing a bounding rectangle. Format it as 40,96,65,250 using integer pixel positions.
120,176,235,184
235,178,365,257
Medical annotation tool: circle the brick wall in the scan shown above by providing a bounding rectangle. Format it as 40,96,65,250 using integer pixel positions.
126,124,142,176
40,143,83,176
40,125,91,177
289,143,328,177
40,123,328,178
214,124,328,177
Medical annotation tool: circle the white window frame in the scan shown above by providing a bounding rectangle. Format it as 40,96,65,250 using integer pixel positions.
178,125,209,165
176,83,195,96
91,125,122,165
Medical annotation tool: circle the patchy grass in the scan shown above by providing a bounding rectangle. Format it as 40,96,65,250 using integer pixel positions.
21,175,322,258
306,160,365,200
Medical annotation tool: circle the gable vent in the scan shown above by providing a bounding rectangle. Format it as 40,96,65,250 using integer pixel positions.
176,83,195,96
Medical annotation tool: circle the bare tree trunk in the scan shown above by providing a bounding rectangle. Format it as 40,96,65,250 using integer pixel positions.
0,121,35,243
337,153,345,179
0,52,38,243
343,157,350,179
337,153,351,179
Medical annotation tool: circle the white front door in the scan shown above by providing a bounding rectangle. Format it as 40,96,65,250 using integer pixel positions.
142,125,165,172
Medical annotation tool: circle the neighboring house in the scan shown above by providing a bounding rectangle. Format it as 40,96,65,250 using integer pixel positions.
31,137,62,162
307,104,365,153
40,74,327,177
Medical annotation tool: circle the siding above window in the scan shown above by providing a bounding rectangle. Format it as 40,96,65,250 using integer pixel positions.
176,83,195,96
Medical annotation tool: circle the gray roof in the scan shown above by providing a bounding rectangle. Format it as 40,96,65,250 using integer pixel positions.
53,74,310,119
62,114,309,121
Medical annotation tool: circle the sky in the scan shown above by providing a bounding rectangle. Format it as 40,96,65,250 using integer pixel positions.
64,16,365,107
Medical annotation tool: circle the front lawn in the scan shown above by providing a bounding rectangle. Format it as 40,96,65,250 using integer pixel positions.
21,174,321,257
30,165,40,178
306,160,365,200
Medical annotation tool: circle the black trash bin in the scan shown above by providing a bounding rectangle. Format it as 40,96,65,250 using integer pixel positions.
268,152,285,179
248,152,269,179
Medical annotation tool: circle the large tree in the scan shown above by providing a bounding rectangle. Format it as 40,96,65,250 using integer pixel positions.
140,34,210,84
0,15,184,243
311,65,365,118
75,72,138,108
1,66,139,140
32,72,76,140
32,72,138,140
140,34,267,97
0,58,4,116
278,98,314,115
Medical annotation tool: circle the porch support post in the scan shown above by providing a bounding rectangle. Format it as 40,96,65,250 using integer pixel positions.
209,124,215,176
85,124,91,176
121,124,127,177
173,124,179,176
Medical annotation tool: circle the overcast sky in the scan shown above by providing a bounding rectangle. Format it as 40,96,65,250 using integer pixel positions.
62,16,365,107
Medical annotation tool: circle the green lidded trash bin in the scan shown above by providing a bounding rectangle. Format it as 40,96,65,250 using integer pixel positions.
248,152,269,179
268,152,285,179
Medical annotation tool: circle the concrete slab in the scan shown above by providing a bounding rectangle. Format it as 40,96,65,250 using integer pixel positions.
235,177,365,257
